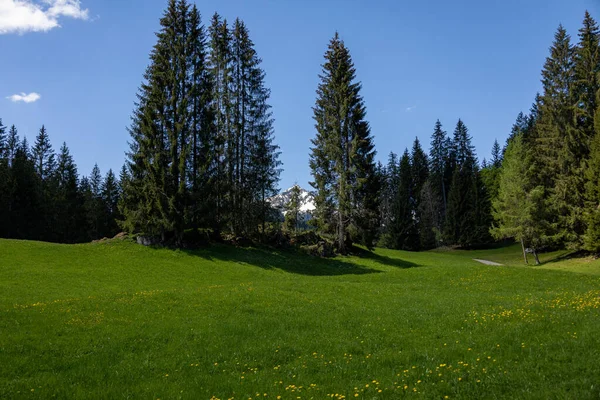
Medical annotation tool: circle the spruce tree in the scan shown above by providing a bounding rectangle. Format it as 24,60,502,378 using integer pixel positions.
87,164,105,239
481,139,502,205
188,4,215,233
533,25,578,247
9,142,41,239
428,120,450,231
574,11,600,146
309,33,378,253
121,0,193,243
247,83,281,236
55,143,83,242
583,130,600,251
444,120,489,246
6,125,19,165
418,180,441,249
491,139,502,168
492,134,548,264
0,119,6,157
229,19,281,236
32,125,56,181
410,137,429,249
102,169,120,237
31,125,58,240
284,184,302,233
0,120,8,237
379,152,398,242
505,112,529,152
387,150,418,250
208,13,232,234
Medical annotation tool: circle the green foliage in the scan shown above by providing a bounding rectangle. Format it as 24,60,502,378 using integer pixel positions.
584,130,600,251
0,122,121,244
388,150,418,250
284,184,301,233
32,125,56,181
444,120,490,247
310,33,378,253
122,3,280,244
411,138,430,249
491,134,550,263
480,139,502,206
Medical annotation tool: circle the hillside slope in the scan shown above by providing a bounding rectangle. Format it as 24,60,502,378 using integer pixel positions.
0,239,599,399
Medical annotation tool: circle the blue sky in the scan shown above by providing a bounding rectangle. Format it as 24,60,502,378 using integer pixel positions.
2,0,599,190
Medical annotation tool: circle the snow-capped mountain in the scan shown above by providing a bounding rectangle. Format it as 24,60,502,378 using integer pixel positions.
269,186,315,220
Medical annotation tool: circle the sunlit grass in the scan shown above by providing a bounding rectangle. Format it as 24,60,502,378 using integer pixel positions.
1,239,599,399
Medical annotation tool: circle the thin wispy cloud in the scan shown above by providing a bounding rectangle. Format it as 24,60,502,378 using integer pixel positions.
8,92,42,103
405,105,417,112
0,0,89,35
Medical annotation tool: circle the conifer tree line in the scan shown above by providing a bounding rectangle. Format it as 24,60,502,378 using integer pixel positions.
309,33,490,252
309,11,600,257
119,0,281,245
374,119,491,251
491,11,600,262
0,121,121,243
5,4,600,259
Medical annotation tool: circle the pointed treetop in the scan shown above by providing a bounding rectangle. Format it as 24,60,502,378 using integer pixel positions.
491,139,502,168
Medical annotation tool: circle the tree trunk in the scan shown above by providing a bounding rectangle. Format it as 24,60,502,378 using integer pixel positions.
533,249,540,265
520,237,528,264
338,209,346,254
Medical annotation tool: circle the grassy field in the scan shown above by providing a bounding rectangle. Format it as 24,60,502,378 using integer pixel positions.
1,239,599,399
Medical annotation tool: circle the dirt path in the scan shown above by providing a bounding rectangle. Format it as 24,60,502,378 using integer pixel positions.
473,259,504,266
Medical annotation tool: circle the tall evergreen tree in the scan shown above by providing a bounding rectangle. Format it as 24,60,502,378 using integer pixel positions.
481,139,502,205
208,13,232,233
55,143,84,242
379,152,398,236
583,129,600,251
533,25,578,247
0,119,6,157
444,120,489,246
31,125,58,240
310,33,378,253
6,125,19,165
418,180,441,249
491,139,502,168
428,120,450,230
386,150,418,250
9,142,41,239
247,82,282,235
0,119,9,237
32,125,56,181
505,112,529,152
101,169,120,237
188,4,216,233
122,0,193,243
228,19,281,236
411,137,429,249
574,12,600,145
492,134,548,264
284,184,302,233
87,164,105,238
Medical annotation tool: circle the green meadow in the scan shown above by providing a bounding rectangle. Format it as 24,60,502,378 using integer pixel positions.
1,239,599,399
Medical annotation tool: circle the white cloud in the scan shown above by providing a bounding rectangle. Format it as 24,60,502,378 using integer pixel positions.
405,105,417,112
7,92,42,103
0,0,89,34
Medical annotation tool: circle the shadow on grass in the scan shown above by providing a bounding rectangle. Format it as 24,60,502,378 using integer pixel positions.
350,246,419,269
179,245,384,276
538,250,584,266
